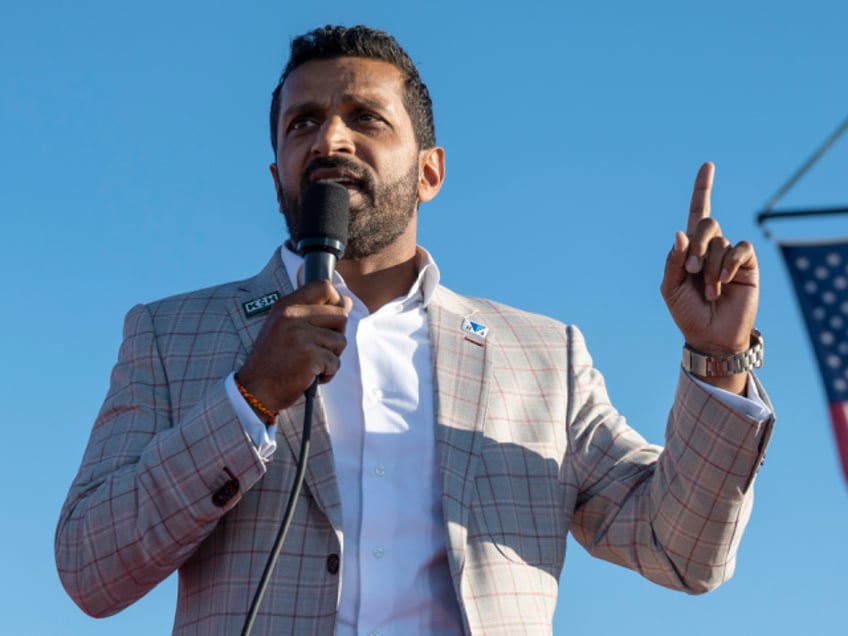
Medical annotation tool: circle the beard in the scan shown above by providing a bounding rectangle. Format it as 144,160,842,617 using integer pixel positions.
280,155,419,260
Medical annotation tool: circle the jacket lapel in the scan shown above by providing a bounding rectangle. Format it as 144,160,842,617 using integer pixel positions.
228,250,295,355
429,288,491,577
275,393,342,531
227,249,342,532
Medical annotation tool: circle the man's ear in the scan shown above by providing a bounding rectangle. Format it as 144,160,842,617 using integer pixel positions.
269,163,283,208
417,146,445,203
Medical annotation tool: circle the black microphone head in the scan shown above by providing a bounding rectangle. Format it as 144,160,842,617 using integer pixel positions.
297,181,350,257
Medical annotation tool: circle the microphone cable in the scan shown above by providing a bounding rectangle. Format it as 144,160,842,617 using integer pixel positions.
240,378,318,636
240,181,348,634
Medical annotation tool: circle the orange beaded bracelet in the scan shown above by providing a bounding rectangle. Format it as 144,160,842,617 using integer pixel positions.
234,377,276,426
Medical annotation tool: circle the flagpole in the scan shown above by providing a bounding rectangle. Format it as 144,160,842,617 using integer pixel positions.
756,115,848,239
757,205,848,235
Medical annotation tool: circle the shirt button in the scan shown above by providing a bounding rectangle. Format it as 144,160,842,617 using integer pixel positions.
374,465,385,477
370,388,383,401
372,546,384,559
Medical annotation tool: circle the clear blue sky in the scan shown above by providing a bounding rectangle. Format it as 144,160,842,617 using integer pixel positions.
2,1,847,634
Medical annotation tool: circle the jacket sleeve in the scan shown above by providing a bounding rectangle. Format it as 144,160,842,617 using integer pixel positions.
55,303,267,617
565,325,773,593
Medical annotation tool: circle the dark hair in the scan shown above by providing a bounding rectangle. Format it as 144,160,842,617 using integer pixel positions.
269,25,436,152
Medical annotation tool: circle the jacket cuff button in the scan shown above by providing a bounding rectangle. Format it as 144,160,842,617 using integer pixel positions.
211,478,240,507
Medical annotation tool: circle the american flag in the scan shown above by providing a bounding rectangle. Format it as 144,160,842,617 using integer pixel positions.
781,240,848,483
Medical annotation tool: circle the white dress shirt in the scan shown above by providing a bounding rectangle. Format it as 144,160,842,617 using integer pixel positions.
224,244,770,634
226,245,463,635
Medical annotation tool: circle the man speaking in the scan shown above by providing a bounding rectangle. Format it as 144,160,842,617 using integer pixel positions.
56,24,774,635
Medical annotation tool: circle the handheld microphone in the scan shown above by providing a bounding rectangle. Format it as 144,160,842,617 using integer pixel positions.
297,181,350,282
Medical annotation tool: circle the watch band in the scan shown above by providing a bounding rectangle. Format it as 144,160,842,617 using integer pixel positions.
681,329,763,377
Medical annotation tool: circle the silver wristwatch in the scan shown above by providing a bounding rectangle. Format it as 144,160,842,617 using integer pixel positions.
681,329,764,377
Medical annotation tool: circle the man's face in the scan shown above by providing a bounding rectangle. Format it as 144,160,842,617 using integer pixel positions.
271,57,423,260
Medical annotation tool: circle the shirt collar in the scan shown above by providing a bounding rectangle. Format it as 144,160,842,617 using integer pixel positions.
279,243,440,309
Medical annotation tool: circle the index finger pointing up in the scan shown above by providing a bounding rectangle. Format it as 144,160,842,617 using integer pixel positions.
687,161,715,235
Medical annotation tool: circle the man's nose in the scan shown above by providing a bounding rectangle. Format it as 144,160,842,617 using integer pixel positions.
310,116,354,156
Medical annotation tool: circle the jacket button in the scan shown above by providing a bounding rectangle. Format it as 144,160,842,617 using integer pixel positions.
326,553,340,575
211,478,239,507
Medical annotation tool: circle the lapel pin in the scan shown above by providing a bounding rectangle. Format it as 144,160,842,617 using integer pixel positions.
461,318,489,344
243,292,280,318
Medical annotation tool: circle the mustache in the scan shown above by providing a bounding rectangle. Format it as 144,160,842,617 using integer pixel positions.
301,156,375,194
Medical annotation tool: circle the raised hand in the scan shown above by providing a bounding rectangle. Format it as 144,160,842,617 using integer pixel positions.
660,162,759,390
236,280,352,413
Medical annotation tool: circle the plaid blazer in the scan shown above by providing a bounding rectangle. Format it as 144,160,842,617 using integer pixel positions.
56,249,773,635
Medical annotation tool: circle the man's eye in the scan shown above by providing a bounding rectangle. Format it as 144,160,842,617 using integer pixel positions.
289,117,317,131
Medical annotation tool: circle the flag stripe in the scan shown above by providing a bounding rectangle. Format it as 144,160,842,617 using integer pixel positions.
829,403,848,484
